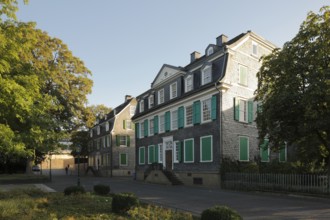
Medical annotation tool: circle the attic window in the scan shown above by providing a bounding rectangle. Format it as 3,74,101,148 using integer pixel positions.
140,100,145,112
106,122,109,131
201,64,212,85
207,47,214,56
164,72,168,77
252,42,258,56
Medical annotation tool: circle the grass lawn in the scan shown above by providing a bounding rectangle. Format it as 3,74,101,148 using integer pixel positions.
0,188,196,220
0,174,49,184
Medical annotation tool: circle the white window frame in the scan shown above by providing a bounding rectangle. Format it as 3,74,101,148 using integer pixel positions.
158,89,165,104
119,135,127,146
119,153,128,166
239,65,248,86
185,104,193,127
159,114,165,133
170,82,177,99
149,118,154,136
158,143,163,163
140,100,144,112
201,64,212,85
171,110,178,130
174,141,180,163
140,122,144,138
201,97,212,123
90,130,93,137
207,47,214,56
185,75,193,93
200,135,213,162
97,126,100,135
125,120,132,130
239,99,248,123
105,122,109,131
148,95,154,108
106,135,111,147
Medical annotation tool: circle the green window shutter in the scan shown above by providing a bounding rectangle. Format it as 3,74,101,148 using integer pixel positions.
234,98,240,121
193,100,201,125
154,115,159,134
139,147,145,164
248,101,253,123
116,135,120,146
123,120,126,129
260,139,269,162
211,95,217,120
177,141,182,162
127,136,130,147
239,137,248,161
120,154,127,165
178,106,184,128
135,123,139,139
165,111,171,132
155,145,159,163
148,146,155,164
184,139,194,162
279,144,286,162
144,119,148,137
201,136,212,162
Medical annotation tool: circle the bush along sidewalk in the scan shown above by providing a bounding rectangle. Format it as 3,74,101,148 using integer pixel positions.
201,205,242,220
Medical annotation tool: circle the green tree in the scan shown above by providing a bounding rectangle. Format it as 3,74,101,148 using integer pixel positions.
255,6,330,172
85,104,112,128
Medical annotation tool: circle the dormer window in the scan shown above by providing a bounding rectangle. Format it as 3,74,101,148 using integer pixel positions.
97,126,100,135
170,82,177,99
158,89,164,104
140,100,144,112
206,47,214,56
201,64,212,85
185,75,193,92
148,95,154,108
105,122,109,131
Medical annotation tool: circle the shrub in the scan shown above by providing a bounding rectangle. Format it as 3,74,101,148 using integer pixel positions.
93,184,110,195
201,205,242,220
128,205,194,220
64,185,85,196
111,192,139,214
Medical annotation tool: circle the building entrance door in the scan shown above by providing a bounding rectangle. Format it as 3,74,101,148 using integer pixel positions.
165,150,172,171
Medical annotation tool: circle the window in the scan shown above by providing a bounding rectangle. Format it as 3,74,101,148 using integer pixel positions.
158,89,164,104
149,95,154,108
202,98,211,122
239,65,248,86
279,143,287,162
234,98,253,123
116,135,130,146
239,136,249,161
202,65,212,85
105,122,109,131
170,82,177,99
174,141,182,163
185,105,193,126
140,100,144,112
159,114,165,133
139,147,145,164
252,42,258,56
184,139,194,163
200,136,213,162
185,75,193,92
130,106,136,116
102,136,105,148
90,130,93,137
207,47,214,56
120,153,128,166
148,145,155,164
140,122,144,138
171,110,178,130
260,139,269,162
158,143,163,163
123,120,132,130
149,119,154,136
106,135,110,147
97,126,100,135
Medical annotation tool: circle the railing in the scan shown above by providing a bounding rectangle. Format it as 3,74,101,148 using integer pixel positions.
222,172,330,195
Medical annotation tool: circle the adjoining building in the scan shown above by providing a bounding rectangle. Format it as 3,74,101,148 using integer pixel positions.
132,31,277,187
88,95,137,176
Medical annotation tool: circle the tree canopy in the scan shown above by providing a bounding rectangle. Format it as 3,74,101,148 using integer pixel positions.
255,6,330,171
0,18,93,165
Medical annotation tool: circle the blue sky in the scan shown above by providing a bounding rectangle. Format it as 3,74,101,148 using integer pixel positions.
17,0,329,108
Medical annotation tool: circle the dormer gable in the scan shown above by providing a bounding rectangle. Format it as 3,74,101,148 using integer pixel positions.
205,44,217,56
151,64,185,89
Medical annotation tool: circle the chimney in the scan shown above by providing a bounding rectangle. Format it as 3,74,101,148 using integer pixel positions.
216,34,228,47
190,51,201,63
125,95,132,102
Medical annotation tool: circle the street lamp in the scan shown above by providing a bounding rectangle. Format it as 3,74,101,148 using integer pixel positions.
76,145,81,186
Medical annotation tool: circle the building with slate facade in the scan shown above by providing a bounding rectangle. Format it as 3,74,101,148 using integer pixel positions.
88,95,137,176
